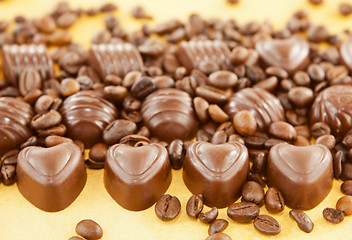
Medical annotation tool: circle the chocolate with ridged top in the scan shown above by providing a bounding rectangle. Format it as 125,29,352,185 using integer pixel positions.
60,91,118,148
141,88,198,142
224,88,285,131
0,97,33,156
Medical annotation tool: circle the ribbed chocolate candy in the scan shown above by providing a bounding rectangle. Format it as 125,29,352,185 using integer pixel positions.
1,44,54,87
141,88,198,142
60,91,118,148
89,43,144,79
224,88,285,131
0,97,33,156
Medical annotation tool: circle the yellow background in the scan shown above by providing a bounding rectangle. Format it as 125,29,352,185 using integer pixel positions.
0,0,352,239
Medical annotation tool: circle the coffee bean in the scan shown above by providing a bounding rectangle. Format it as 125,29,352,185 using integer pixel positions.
19,68,42,96
294,136,310,146
247,172,267,188
265,187,285,213
288,87,314,107
265,66,288,79
339,3,352,16
244,133,268,149
242,181,265,205
228,134,245,145
341,163,352,181
307,25,329,42
68,237,84,240
289,209,314,233
45,135,73,147
199,207,219,224
76,219,103,240
233,110,257,136
2,149,19,166
57,12,77,28
253,215,281,235
208,71,238,88
20,136,38,150
31,110,62,129
120,134,150,146
195,85,228,104
168,139,186,170
86,143,108,169
336,196,352,216
343,133,352,148
341,180,352,195
206,233,232,240
130,76,157,99
60,78,80,97
208,104,229,123
155,194,181,221
251,152,267,174
307,64,324,82
269,121,297,141
186,194,203,218
309,0,323,4
323,208,344,224
103,86,127,102
334,151,343,179
194,97,209,122
211,130,228,144
103,120,137,145
37,124,66,137
1,165,16,185
227,202,260,223
316,134,335,150
253,76,278,92
264,138,286,150
208,219,229,235
310,122,331,138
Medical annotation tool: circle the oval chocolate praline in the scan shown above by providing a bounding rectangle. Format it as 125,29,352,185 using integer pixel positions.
60,91,118,148
141,88,198,142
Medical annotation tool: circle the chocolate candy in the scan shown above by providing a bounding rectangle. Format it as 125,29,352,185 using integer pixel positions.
175,40,231,71
340,37,352,71
255,36,310,74
0,97,33,156
60,90,118,148
141,88,198,142
224,88,285,131
183,141,249,208
1,44,54,87
104,143,171,211
311,85,352,138
89,43,144,79
17,142,87,212
267,143,333,210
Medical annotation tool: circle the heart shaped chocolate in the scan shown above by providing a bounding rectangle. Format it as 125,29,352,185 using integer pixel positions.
340,37,352,71
183,141,249,208
256,36,310,74
17,142,86,212
104,143,171,211
267,143,333,210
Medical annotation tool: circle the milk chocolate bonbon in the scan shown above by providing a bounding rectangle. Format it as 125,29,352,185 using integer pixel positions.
267,143,333,210
104,143,171,211
60,90,118,148
141,88,198,142
17,142,87,212
183,141,249,208
0,97,33,156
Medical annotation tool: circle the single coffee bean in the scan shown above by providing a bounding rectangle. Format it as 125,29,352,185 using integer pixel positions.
217,122,235,136
130,76,157,99
60,78,80,97
227,202,260,223
309,0,323,5
233,110,257,136
269,121,297,140
20,136,38,150
36,16,56,33
103,119,137,145
333,151,343,179
228,134,245,145
264,138,286,150
206,232,232,240
322,208,344,224
242,181,265,205
1,165,16,185
336,196,352,216
199,207,218,224
68,236,84,240
265,66,288,79
251,152,267,174
265,187,285,213
37,124,66,137
253,76,278,92
103,85,127,102
208,219,229,235
247,172,267,188
186,194,203,218
86,143,108,169
31,110,62,130
45,135,73,147
288,87,314,107
293,71,310,86
76,219,103,240
123,95,141,111
120,134,150,146
211,130,228,144
343,133,352,148
2,149,19,166
307,64,324,82
244,133,269,149
19,68,42,96
35,95,62,114
195,85,228,104
341,163,352,181
168,139,186,170
307,25,329,43
208,70,238,88
341,180,352,195
316,134,335,150
77,76,93,90
289,209,314,233
193,97,209,122
310,122,331,138
253,215,281,235
208,104,229,123
155,194,181,221
339,3,352,16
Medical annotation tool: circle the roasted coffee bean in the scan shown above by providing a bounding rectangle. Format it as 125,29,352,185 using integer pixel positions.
155,194,181,221
289,209,314,233
253,215,281,235
208,71,238,88
247,172,267,188
197,129,211,142
48,30,72,46
230,46,249,65
307,64,324,82
60,78,80,97
45,135,73,147
339,3,352,16
120,134,150,146
264,138,286,150
23,89,42,105
76,219,103,240
341,180,352,195
244,133,268,149
193,97,209,122
251,152,267,174
86,143,108,169
2,149,19,166
265,187,285,213
20,136,38,150
19,68,42,96
208,104,229,123
341,163,352,181
253,76,278,92
131,5,151,19
1,165,16,185
208,219,229,235
241,181,265,205
323,208,344,224
57,12,77,29
269,121,297,141
195,85,228,104
227,202,260,223
211,130,228,144
316,134,335,150
123,71,142,88
327,65,348,83
336,196,352,216
138,38,166,57
307,25,329,42
199,207,219,224
168,139,186,170
123,95,141,111
130,76,157,99
228,134,245,145
294,136,310,146
343,133,352,148
103,86,127,102
309,0,323,4
206,233,232,240
310,122,331,138
186,194,203,218
103,74,121,86
333,151,343,179
103,120,137,145
35,95,57,113
37,124,66,137
152,76,175,89
293,71,310,86
68,236,84,240
233,110,257,136
100,3,118,12
265,66,288,79
288,87,314,107
31,110,62,129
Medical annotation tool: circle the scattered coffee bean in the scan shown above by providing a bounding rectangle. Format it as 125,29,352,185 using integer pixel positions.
76,219,103,240
186,194,203,218
31,110,62,130
242,181,265,205
227,202,260,223
130,76,157,99
45,135,73,147
208,219,229,235
206,232,232,240
316,134,335,150
289,209,314,233
341,180,352,195
233,110,257,136
336,196,352,216
265,187,285,213
168,139,186,170
1,165,16,185
103,119,137,145
194,97,210,122
86,143,108,169
309,0,323,5
288,87,314,107
155,194,181,221
68,236,84,240
208,104,229,123
322,208,344,224
19,68,42,96
334,151,343,179
195,85,228,104
311,122,331,138
208,71,238,88
2,149,19,166
339,3,352,16
253,215,281,235
199,207,218,224
269,121,297,141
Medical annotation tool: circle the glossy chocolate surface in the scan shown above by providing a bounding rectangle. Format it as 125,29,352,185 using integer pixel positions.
141,88,198,142
340,37,352,71
17,142,87,212
256,36,310,74
104,143,171,211
0,97,33,156
224,88,285,131
175,40,231,71
183,141,249,208
267,143,333,210
311,85,352,138
60,91,118,148
1,44,54,87
89,43,144,79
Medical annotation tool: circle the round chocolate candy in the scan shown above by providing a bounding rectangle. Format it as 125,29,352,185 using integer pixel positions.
141,88,198,142
0,97,33,156
60,91,118,148
224,88,285,131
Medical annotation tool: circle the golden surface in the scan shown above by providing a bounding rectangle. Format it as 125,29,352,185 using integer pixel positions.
0,0,352,239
